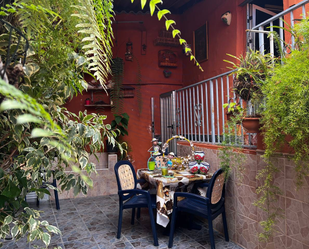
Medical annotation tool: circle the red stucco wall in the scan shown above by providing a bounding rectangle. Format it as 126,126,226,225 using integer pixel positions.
65,0,249,170
65,13,184,170
180,0,247,86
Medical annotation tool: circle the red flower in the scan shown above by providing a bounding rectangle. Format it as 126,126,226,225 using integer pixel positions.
190,166,199,173
199,166,208,174
194,154,205,164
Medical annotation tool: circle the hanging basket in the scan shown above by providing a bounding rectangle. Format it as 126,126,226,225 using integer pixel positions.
162,135,195,169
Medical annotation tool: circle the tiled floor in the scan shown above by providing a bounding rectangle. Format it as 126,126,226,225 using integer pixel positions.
1,195,244,249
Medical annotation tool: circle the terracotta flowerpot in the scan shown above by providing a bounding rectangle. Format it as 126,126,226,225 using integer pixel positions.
242,117,261,133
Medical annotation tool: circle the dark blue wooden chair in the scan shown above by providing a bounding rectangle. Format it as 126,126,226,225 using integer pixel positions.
114,160,158,246
168,168,229,249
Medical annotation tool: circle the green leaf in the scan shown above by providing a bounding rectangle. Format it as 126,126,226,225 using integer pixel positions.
79,156,88,169
81,174,93,187
11,225,19,238
4,215,13,225
179,38,186,45
41,221,49,226
0,100,27,111
165,20,176,31
149,0,162,16
2,180,21,198
31,128,54,138
46,225,61,235
42,232,51,247
16,114,42,124
72,165,81,174
83,114,93,123
190,55,194,61
115,115,122,125
24,63,39,77
157,9,170,21
185,47,192,54
24,207,36,217
172,29,181,38
1,224,9,235
29,229,39,241
28,217,38,232
141,0,147,9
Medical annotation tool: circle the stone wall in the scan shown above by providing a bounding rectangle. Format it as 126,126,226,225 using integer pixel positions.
177,143,309,249
53,153,118,200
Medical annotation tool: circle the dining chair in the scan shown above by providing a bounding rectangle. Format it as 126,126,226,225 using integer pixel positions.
114,160,158,246
168,168,228,249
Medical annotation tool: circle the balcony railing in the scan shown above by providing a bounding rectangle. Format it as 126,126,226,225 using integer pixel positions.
160,0,309,151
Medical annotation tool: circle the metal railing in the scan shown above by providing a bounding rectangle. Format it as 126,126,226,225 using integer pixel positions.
160,0,309,150
248,0,309,55
174,71,250,146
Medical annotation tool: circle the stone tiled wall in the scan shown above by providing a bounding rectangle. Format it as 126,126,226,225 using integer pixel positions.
177,144,309,249
54,153,118,200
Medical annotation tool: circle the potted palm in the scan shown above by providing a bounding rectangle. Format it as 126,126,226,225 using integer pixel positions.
224,49,274,133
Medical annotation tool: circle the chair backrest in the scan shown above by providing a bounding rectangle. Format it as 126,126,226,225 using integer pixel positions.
114,160,137,191
206,168,226,207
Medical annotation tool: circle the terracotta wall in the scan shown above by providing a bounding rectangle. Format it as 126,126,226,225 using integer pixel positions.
65,13,185,170
180,0,247,86
282,0,309,46
178,143,309,249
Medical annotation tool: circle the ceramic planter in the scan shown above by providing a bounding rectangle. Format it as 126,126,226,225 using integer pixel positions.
188,151,210,174
242,117,261,133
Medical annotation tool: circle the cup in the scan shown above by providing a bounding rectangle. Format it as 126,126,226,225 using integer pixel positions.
148,161,155,171
161,166,168,176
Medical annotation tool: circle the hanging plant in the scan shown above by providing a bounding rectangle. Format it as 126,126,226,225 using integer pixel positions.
225,49,274,104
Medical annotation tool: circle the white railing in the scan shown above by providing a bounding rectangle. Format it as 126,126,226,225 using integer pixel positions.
160,0,309,150
248,0,309,55
173,71,254,148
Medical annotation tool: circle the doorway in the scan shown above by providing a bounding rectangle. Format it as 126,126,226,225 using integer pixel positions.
247,0,283,54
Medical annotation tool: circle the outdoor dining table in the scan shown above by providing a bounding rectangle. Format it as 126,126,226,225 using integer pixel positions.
137,168,212,227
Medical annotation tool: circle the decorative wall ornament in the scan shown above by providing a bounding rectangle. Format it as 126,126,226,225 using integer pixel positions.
158,50,177,68
221,11,232,26
125,40,133,61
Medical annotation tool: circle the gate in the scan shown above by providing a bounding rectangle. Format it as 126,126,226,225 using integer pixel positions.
160,91,177,154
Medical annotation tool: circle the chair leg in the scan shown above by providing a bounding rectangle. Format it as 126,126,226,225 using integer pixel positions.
222,210,229,242
137,207,141,219
208,219,215,249
52,179,60,210
36,197,40,207
117,206,123,239
131,208,135,225
168,209,177,248
148,207,158,246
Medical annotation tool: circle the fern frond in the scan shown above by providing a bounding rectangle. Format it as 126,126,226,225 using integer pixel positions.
72,0,114,92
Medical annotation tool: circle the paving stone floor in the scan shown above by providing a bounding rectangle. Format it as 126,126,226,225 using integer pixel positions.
1,195,244,249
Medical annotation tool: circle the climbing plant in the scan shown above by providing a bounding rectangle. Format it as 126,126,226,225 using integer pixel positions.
255,17,309,241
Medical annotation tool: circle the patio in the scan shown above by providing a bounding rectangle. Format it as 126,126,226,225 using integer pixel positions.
1,196,243,249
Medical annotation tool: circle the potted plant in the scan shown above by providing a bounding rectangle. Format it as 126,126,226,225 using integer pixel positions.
223,98,243,123
106,113,129,153
224,49,274,133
